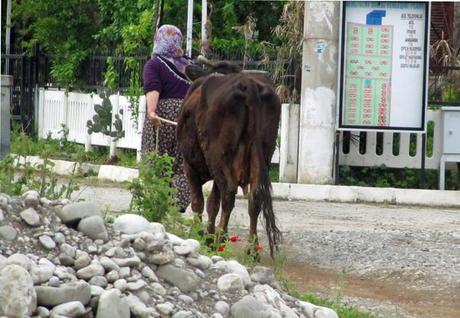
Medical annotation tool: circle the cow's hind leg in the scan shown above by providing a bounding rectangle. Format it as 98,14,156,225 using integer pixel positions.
184,163,204,221
206,182,221,244
217,186,237,242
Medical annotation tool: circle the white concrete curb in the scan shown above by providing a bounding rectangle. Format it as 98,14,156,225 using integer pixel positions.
14,155,460,208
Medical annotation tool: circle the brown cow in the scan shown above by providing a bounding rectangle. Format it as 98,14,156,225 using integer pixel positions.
177,59,282,256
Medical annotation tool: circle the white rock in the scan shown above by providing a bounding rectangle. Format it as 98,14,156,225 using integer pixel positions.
215,301,230,316
174,239,201,256
187,255,212,270
114,279,128,292
20,207,41,226
167,233,186,245
100,256,120,271
97,289,130,318
214,260,252,287
127,280,147,291
113,214,153,234
50,301,86,317
151,282,167,296
125,294,157,318
7,253,33,271
23,190,40,206
156,302,174,315
31,258,56,284
141,265,158,281
298,301,339,318
0,265,37,317
76,262,105,280
217,273,244,292
39,235,56,250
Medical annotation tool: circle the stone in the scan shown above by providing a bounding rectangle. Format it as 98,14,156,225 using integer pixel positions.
214,260,252,287
100,256,120,271
0,209,4,221
56,202,101,225
106,270,120,283
23,190,40,207
178,295,194,305
39,235,56,250
217,273,244,292
96,289,130,318
35,306,50,317
59,253,75,266
20,207,41,226
125,293,157,318
35,281,91,306
187,255,212,270
174,239,201,256
114,279,128,292
298,301,339,318
147,248,175,265
76,262,105,280
48,276,60,287
54,232,65,244
252,285,297,318
77,215,108,241
50,301,86,317
31,258,56,284
59,243,76,258
156,264,200,293
156,302,174,315
151,283,167,296
119,267,131,278
167,233,185,245
0,265,37,318
231,295,278,318
251,266,276,285
173,310,195,318
74,254,91,270
91,285,104,297
7,253,32,271
113,214,153,234
112,256,141,267
0,225,17,241
0,256,6,271
141,265,158,281
89,275,108,288
127,279,147,291
215,301,230,316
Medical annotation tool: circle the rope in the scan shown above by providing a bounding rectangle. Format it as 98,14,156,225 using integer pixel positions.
153,116,177,152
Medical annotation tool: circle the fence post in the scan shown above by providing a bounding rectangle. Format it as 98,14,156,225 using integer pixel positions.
279,103,300,182
1,76,13,159
109,92,120,158
137,96,146,162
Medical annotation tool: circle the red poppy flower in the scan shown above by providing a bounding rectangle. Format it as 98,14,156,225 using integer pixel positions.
217,246,225,252
254,245,264,251
229,235,239,242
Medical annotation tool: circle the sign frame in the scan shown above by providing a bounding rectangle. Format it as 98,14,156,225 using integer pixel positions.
337,1,430,133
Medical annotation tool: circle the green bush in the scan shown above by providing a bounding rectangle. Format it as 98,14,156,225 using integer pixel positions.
128,152,178,222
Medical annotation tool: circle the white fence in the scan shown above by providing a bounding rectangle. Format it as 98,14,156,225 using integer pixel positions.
339,110,442,170
37,89,280,162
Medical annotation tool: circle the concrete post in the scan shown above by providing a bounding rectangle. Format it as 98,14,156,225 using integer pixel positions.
297,2,340,184
279,103,300,183
186,0,194,57
1,76,13,159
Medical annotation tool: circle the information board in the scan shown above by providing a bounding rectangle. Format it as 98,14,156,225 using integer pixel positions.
338,1,429,131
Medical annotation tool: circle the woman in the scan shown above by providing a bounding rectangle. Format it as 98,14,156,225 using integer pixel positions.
142,24,191,212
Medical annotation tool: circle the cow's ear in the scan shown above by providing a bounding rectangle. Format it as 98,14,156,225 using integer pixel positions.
185,65,207,81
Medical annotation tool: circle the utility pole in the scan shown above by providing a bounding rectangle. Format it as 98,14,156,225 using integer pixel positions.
186,0,194,57
5,0,13,74
297,2,340,184
201,0,208,56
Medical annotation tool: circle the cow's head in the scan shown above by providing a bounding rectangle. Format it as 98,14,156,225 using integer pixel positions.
185,55,241,81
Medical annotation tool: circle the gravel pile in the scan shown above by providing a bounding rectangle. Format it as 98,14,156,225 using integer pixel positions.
0,191,338,318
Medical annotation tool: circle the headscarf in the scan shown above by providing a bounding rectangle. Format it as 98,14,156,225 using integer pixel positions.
152,25,189,74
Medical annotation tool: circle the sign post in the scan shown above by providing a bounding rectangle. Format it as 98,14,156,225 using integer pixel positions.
338,1,430,132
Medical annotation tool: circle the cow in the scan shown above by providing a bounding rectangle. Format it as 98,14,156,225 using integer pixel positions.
177,57,282,257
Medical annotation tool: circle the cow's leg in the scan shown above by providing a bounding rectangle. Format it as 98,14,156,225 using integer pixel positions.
206,182,221,235
184,163,204,220
248,190,261,245
217,186,237,240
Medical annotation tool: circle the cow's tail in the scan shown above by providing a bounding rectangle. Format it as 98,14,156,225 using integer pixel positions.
242,80,282,258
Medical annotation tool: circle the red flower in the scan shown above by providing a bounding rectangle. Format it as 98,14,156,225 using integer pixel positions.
217,246,225,252
254,245,264,251
229,235,239,242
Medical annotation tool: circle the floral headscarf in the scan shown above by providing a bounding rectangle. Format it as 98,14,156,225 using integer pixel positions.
153,25,189,74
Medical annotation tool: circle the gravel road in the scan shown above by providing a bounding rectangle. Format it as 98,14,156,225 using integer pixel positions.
73,185,460,318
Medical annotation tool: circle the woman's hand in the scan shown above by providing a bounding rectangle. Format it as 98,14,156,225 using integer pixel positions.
148,111,162,126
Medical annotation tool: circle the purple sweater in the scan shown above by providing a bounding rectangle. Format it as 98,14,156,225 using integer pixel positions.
143,56,190,99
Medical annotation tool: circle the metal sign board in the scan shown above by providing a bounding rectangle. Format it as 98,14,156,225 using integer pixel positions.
338,1,430,132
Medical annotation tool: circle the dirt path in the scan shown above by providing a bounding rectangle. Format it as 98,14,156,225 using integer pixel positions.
73,185,460,317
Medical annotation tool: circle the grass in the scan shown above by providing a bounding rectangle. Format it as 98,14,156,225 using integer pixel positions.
11,129,137,168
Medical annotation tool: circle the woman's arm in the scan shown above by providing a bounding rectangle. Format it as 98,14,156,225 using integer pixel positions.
146,90,161,125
